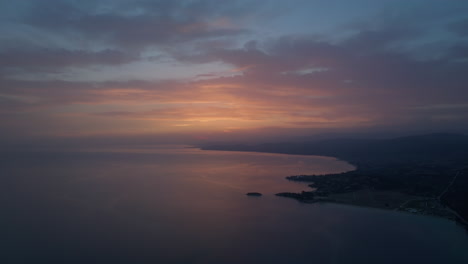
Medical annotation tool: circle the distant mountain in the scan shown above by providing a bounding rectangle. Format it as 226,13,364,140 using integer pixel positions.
202,133,468,165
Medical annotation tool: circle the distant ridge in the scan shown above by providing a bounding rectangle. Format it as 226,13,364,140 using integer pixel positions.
202,133,468,165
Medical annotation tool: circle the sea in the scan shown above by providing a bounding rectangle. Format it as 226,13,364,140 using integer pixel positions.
1,145,467,264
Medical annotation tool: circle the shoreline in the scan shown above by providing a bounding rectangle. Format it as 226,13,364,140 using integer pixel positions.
277,170,468,230
201,145,468,230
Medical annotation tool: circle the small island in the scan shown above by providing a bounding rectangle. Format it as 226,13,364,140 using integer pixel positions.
246,192,262,197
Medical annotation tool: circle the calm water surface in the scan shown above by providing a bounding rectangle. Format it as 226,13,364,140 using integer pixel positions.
1,146,467,263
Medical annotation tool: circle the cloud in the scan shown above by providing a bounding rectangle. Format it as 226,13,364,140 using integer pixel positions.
1,0,468,146
22,0,250,50
448,19,468,36
0,0,254,81
2,21,468,136
0,48,137,70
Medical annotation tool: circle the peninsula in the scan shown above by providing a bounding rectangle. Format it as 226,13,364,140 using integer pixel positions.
203,133,468,227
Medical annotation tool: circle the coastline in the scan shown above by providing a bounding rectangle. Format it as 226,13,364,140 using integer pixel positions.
200,145,468,230
276,166,468,230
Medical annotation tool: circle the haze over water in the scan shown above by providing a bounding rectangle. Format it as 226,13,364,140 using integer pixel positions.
1,146,467,264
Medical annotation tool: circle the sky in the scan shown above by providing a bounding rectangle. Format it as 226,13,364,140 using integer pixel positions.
1,0,468,148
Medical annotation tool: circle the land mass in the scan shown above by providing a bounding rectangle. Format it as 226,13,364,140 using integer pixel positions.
246,192,262,196
203,133,468,228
